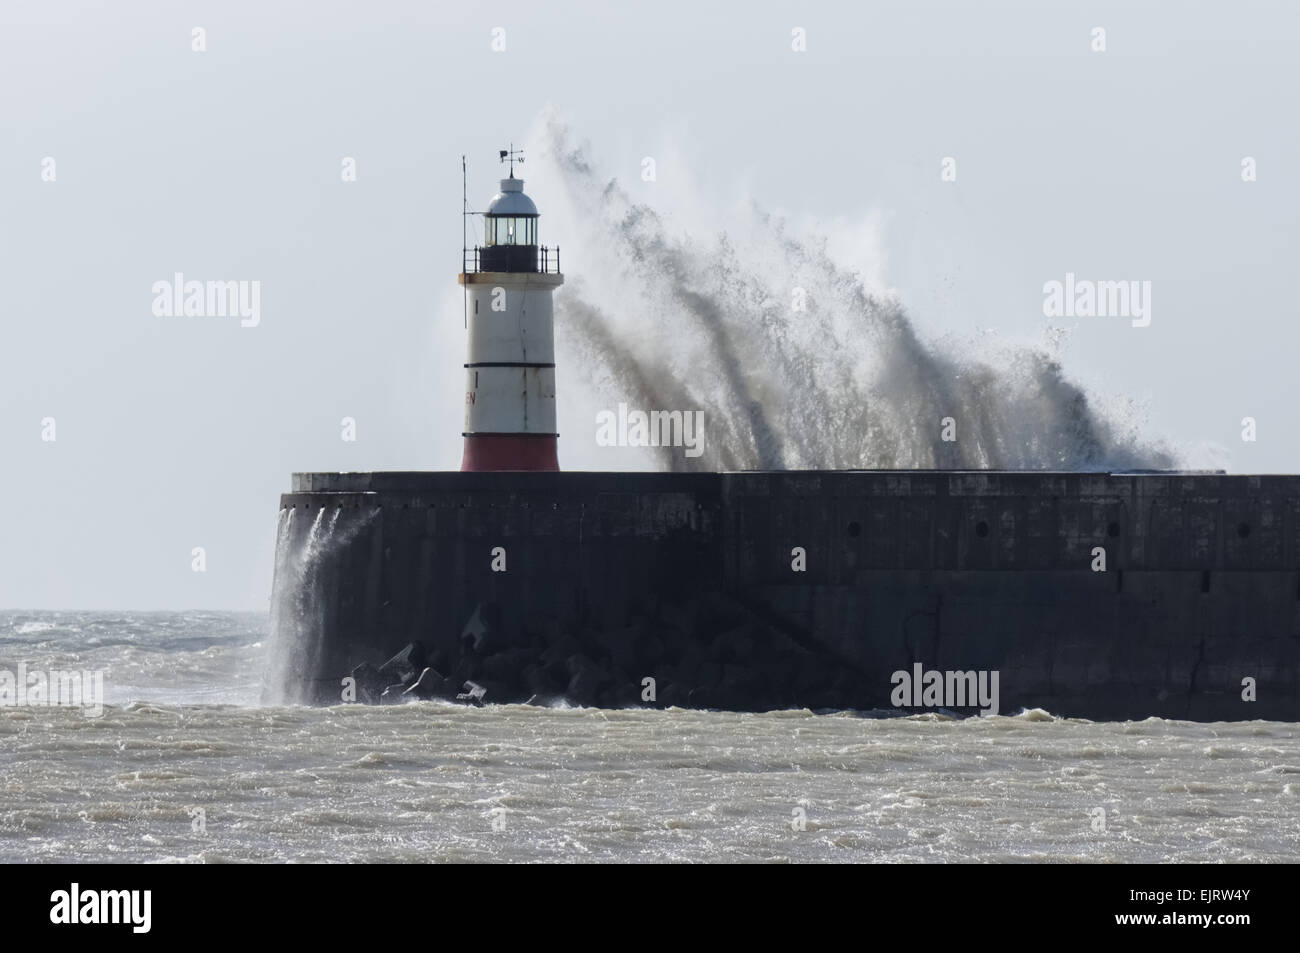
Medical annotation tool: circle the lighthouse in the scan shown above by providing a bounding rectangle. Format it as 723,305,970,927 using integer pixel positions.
459,151,563,472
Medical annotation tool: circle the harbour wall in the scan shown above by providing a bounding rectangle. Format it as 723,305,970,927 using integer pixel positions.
271,471,1300,720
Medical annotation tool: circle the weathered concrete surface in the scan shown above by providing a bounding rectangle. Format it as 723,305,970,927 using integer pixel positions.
272,471,1300,720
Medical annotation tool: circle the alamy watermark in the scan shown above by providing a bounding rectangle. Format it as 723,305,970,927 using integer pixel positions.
0,663,104,718
1042,272,1151,327
50,884,150,933
890,663,999,716
152,273,260,327
595,403,704,458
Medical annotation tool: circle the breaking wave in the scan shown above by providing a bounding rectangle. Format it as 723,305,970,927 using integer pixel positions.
531,111,1175,472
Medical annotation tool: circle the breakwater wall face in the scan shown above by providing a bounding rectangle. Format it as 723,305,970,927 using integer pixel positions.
271,471,1300,720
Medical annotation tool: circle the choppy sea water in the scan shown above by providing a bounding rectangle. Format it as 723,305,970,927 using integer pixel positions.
1,611,1297,863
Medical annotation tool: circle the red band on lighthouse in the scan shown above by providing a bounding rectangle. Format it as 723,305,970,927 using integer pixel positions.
460,434,559,472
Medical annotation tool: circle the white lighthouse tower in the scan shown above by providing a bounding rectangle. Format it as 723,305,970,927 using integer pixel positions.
459,148,563,471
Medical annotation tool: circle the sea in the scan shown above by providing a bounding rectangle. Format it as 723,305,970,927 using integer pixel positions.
1,610,1297,863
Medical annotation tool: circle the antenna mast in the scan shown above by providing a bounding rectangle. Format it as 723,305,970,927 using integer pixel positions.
462,154,468,329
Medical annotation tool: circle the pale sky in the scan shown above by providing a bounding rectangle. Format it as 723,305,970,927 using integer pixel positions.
2,0,1297,609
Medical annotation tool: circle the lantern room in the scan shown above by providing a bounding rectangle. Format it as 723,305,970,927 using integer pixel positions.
480,176,539,272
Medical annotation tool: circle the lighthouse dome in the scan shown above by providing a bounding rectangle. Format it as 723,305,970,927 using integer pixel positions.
486,177,539,216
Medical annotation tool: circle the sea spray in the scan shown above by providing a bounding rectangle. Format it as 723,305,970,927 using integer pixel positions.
531,113,1174,472
265,506,378,704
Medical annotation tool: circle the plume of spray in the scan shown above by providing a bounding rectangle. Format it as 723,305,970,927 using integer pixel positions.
526,109,1175,473
264,506,378,704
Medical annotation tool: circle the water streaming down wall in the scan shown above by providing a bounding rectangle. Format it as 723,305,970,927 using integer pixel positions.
265,505,378,704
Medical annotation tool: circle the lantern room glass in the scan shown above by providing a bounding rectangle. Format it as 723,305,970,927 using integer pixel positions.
485,215,537,247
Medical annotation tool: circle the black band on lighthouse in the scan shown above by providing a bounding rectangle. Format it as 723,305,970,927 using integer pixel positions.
464,362,557,368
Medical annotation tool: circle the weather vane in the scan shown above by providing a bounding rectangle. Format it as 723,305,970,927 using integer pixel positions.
499,143,524,176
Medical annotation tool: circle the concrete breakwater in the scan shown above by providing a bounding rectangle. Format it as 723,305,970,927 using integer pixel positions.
268,470,1300,720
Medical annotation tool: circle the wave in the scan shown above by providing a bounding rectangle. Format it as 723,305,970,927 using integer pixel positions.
531,110,1174,472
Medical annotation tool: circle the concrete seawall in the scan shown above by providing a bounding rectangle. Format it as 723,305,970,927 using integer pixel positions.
271,471,1300,720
